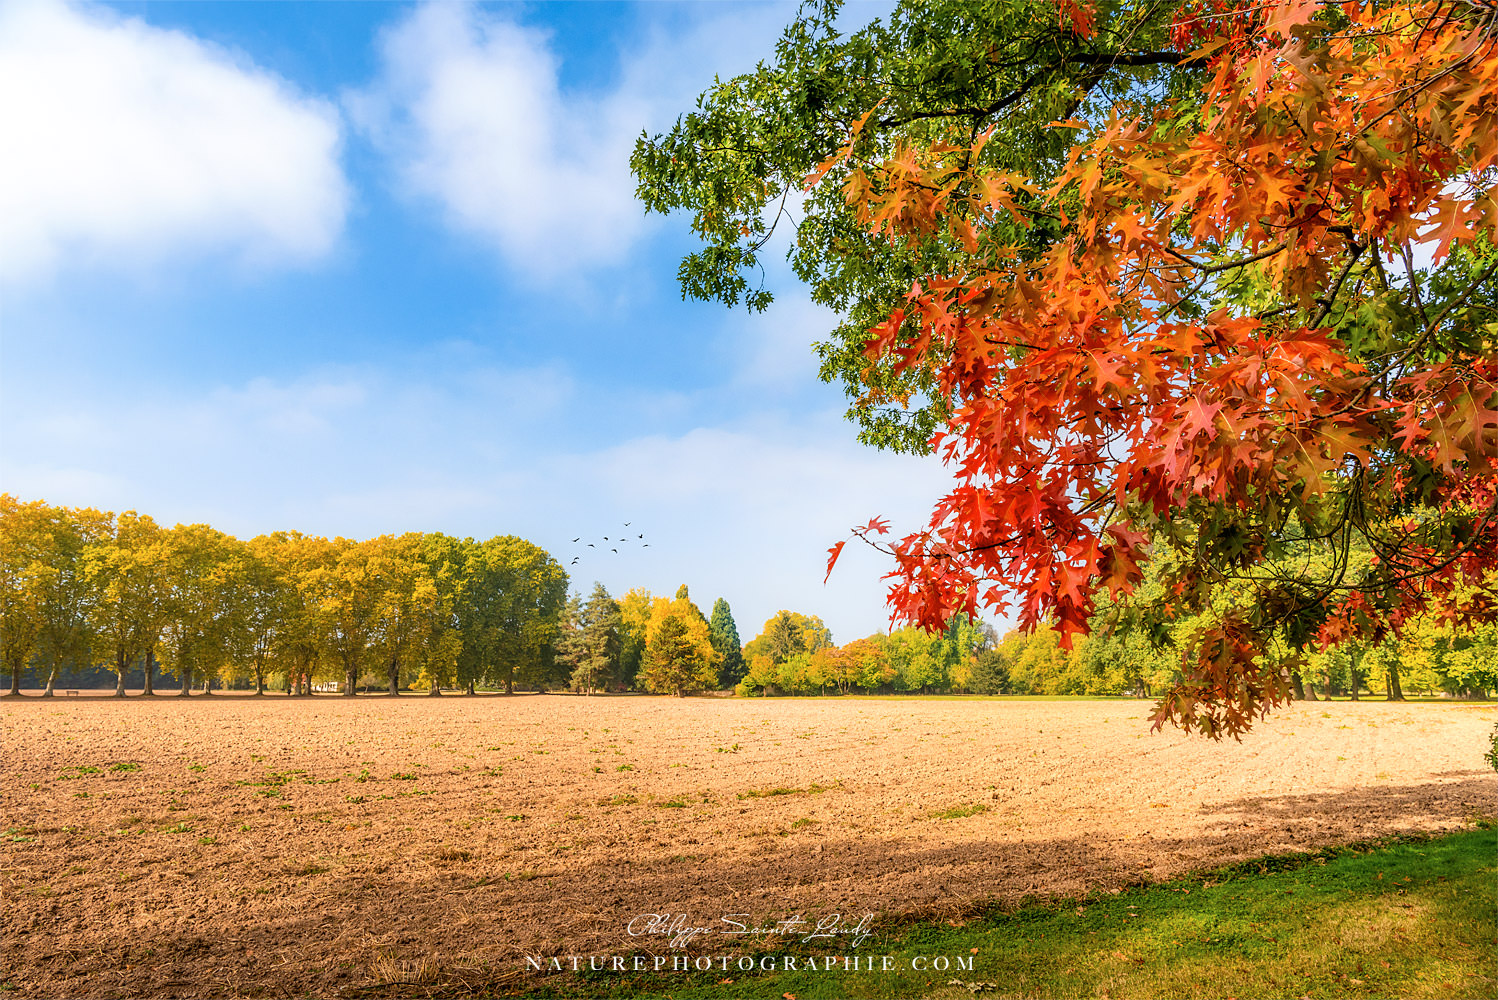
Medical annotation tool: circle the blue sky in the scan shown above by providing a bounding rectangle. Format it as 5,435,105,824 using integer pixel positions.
0,0,960,643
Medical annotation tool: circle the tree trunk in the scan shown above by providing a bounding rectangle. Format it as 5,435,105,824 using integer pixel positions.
388,656,401,696
428,682,442,696
1290,671,1306,700
1387,661,1405,701
43,667,57,697
1303,680,1318,700
142,648,156,696
179,665,191,696
114,650,127,697
465,680,475,696
8,663,19,696
505,674,513,695
344,662,357,696
254,662,265,696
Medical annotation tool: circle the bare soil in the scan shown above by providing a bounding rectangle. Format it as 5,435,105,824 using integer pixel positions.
2,694,1493,997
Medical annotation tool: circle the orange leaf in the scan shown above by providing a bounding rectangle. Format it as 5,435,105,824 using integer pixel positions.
824,541,846,584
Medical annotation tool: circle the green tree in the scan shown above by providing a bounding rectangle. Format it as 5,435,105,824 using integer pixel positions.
643,613,715,697
969,647,1010,695
708,597,745,688
452,536,568,693
562,583,623,694
634,0,1189,451
746,610,833,667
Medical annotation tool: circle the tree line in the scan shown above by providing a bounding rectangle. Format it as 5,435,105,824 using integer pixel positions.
0,496,573,696
0,496,757,700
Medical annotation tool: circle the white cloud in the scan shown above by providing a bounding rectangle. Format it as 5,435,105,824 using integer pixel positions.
349,3,645,276
0,358,960,643
0,0,347,286
350,1,795,278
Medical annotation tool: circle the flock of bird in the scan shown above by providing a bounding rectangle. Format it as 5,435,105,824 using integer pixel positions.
569,522,647,567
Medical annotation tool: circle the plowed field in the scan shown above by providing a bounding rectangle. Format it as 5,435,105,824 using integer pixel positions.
3,694,1493,997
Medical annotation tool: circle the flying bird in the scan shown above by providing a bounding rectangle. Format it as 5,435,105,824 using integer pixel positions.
571,558,579,565
572,537,580,543
637,534,643,539
624,522,631,526
588,544,595,548
612,548,618,553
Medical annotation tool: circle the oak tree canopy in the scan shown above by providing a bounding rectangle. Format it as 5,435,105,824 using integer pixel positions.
634,0,1498,736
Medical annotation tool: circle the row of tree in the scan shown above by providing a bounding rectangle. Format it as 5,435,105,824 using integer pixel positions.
979,614,1498,701
0,496,570,696
734,611,992,696
15,495,1481,702
0,496,765,699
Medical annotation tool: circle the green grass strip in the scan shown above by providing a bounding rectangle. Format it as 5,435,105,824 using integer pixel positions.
512,827,1495,1000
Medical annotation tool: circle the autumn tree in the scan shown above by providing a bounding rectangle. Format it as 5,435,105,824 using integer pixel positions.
616,587,653,689
304,537,385,696
642,589,719,696
159,523,236,696
30,504,109,696
222,537,293,696
83,511,177,696
251,531,331,695
639,0,1498,737
643,614,715,697
745,610,833,667
1,496,53,695
364,533,439,695
414,532,465,693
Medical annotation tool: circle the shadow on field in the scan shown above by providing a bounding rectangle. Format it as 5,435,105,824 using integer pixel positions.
1198,775,1496,828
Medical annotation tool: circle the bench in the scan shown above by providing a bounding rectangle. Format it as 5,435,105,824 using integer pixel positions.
65,690,79,697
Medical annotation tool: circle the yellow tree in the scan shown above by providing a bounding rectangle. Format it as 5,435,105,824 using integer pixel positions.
260,531,334,695
414,532,465,693
224,536,292,695
305,537,386,696
159,523,237,696
641,588,719,696
367,533,441,695
1,496,52,695
85,511,173,696
616,587,653,689
30,503,111,696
